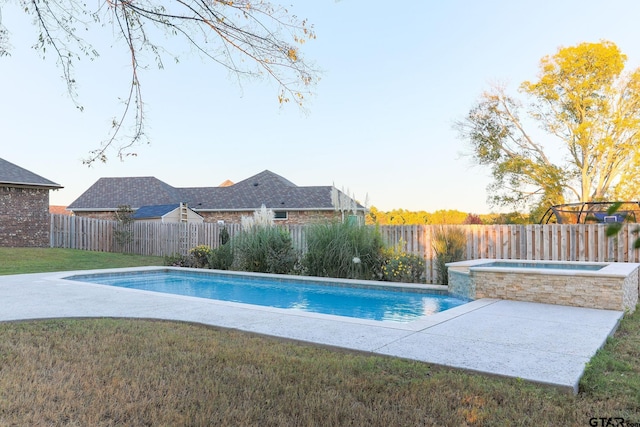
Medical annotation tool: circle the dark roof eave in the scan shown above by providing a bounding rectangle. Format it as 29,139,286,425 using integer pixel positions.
1,181,63,189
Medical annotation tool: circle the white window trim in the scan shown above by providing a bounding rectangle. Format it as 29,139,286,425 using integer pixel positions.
273,211,288,220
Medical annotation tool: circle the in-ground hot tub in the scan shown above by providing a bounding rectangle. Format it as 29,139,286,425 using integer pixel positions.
446,259,639,313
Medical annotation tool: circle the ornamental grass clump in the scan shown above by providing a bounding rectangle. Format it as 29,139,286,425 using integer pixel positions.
303,221,385,280
432,226,467,285
232,205,298,274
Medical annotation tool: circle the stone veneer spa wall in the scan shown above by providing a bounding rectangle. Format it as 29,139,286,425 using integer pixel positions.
446,259,639,313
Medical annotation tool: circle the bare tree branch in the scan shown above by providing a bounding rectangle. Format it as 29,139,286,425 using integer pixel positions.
6,0,318,164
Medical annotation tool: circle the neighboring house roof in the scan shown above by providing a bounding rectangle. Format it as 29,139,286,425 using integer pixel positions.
132,204,182,219
50,205,72,215
68,176,181,211
0,157,63,189
68,170,365,212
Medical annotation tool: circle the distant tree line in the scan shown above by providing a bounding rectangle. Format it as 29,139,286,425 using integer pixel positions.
365,207,531,225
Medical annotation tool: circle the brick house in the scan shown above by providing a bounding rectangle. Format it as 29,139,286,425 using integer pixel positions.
67,170,365,225
0,157,63,247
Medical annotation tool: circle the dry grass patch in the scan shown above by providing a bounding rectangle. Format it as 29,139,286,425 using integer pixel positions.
0,318,605,426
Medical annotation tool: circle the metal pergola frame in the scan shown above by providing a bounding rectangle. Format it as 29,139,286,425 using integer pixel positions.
539,201,640,224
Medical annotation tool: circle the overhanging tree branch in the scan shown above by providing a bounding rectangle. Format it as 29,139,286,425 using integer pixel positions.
7,0,318,164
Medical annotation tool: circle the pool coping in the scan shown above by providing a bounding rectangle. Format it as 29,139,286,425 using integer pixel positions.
0,266,626,394
59,266,479,332
448,258,640,277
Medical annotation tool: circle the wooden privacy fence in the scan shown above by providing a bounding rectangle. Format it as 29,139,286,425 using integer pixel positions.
50,215,307,258
50,215,640,283
376,224,640,283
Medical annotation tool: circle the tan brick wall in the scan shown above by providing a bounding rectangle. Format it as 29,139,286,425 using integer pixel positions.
75,209,361,225
74,211,118,221
177,210,346,225
0,186,51,247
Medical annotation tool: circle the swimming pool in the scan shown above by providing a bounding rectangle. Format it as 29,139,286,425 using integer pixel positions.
65,269,470,323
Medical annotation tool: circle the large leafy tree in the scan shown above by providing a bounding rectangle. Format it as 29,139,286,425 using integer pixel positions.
0,0,317,164
456,41,640,215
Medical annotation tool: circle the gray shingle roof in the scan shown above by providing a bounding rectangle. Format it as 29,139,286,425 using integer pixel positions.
0,157,62,189
68,170,364,212
68,177,181,210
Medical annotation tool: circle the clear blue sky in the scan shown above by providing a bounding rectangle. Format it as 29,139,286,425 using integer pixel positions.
2,1,640,212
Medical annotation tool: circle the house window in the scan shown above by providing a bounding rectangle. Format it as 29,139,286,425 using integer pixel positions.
274,211,288,220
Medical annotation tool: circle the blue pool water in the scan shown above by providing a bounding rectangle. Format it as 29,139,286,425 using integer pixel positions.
66,270,469,323
477,261,604,271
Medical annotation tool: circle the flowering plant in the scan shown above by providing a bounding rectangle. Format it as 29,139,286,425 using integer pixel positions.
382,252,425,283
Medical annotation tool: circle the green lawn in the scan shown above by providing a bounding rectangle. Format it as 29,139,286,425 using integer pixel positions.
0,247,163,275
0,248,638,425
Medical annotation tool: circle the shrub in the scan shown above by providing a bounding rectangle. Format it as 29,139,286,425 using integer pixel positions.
219,227,230,245
113,205,135,252
190,245,213,268
432,226,466,285
163,253,192,267
382,251,426,283
207,244,234,270
303,221,385,280
232,226,298,274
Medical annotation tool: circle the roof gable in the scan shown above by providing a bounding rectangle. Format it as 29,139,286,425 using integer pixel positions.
231,170,297,190
0,157,62,189
202,170,300,210
67,177,181,210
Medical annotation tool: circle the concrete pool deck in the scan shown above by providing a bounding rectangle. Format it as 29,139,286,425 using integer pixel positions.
0,267,625,394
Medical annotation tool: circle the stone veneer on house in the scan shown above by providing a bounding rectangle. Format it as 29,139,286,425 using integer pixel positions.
0,187,51,247
447,259,639,313
197,210,342,225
